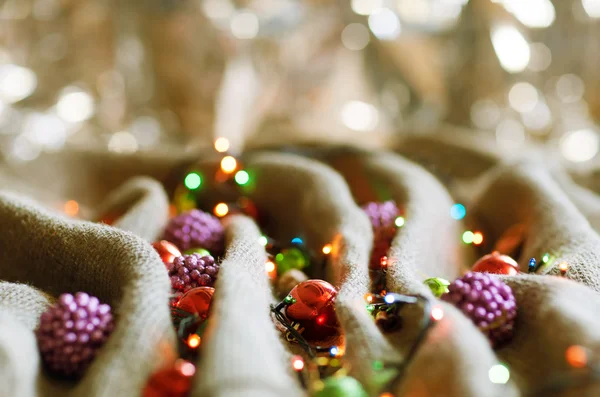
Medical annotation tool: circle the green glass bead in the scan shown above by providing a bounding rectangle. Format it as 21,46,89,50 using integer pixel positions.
423,277,450,298
313,376,368,397
275,248,308,274
284,295,296,305
184,248,211,257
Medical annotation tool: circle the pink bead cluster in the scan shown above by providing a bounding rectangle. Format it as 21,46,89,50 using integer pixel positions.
169,253,220,292
163,209,224,253
36,292,114,377
442,272,517,347
361,201,400,269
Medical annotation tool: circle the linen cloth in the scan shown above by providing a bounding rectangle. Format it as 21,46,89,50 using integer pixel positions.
1,131,600,396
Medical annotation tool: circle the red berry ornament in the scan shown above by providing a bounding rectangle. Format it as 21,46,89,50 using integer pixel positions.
472,251,519,276
284,279,340,342
143,360,196,397
176,287,215,320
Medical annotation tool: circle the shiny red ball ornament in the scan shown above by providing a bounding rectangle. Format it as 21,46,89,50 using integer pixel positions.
176,287,215,320
152,240,182,269
284,279,340,342
472,251,519,276
143,360,196,397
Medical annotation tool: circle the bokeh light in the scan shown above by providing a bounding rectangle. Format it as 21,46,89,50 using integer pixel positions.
560,129,599,162
341,23,370,51
341,101,379,131
185,172,202,190
491,25,530,74
450,204,466,220
368,8,401,41
489,364,510,384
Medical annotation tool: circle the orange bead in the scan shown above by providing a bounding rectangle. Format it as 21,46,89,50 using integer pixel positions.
152,240,182,268
472,251,519,276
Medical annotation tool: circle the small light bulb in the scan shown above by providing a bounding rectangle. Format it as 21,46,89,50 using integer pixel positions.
292,356,304,371
265,261,275,273
566,345,588,368
322,244,332,254
258,236,268,246
472,232,484,246
221,156,237,173
214,137,230,152
384,294,395,304
462,231,475,244
395,216,405,227
558,262,569,276
316,315,326,325
365,294,374,303
184,172,202,190
187,334,201,348
214,203,229,217
64,200,79,217
380,256,388,267
234,170,249,185
431,306,444,321
330,346,339,356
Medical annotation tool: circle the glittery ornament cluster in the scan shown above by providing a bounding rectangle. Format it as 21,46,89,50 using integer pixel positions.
361,201,400,268
442,272,517,346
169,253,220,292
36,292,114,377
163,209,224,253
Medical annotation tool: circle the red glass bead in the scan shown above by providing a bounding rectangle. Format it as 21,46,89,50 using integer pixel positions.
143,360,195,397
176,287,215,320
152,240,182,269
285,279,340,342
472,251,519,276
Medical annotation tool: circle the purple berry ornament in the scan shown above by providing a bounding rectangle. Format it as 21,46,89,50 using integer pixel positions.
163,209,224,253
169,254,220,292
441,272,517,347
36,292,114,377
361,201,400,269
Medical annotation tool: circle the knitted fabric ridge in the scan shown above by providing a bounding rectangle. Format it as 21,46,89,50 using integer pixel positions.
1,139,600,396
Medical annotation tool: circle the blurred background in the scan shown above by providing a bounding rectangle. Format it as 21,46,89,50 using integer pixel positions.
1,0,600,165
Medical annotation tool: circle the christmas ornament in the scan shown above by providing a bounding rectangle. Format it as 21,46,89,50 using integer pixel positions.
163,209,224,253
472,251,519,276
276,269,309,297
441,272,517,346
176,287,215,320
313,376,368,397
423,277,451,297
275,247,309,274
361,201,400,269
36,292,114,377
283,279,340,342
169,253,219,292
152,240,182,268
143,360,196,397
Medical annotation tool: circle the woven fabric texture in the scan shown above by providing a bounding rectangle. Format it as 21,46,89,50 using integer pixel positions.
1,135,600,397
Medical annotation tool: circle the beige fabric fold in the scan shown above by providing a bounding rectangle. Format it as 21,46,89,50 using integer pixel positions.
325,150,513,397
0,192,175,396
194,215,304,397
472,161,600,292
2,137,600,397
94,176,170,242
499,275,600,396
243,152,401,385
0,312,40,397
